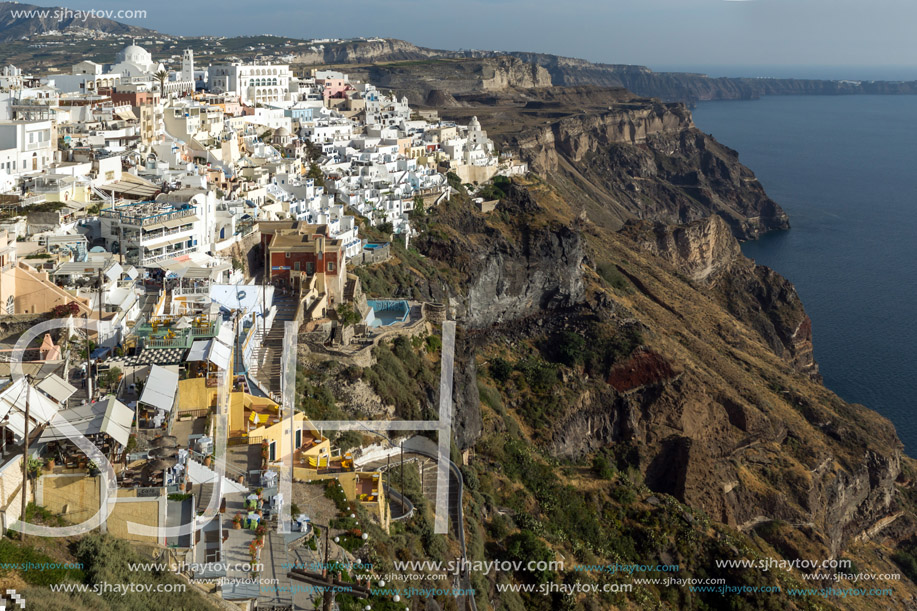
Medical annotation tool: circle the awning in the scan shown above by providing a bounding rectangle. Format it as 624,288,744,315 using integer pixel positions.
138,365,178,413
145,235,190,250
215,323,234,348
147,215,198,231
187,339,210,362
114,106,137,121
90,346,111,361
104,262,123,282
207,340,232,371
36,373,77,405
40,394,133,447
0,379,59,440
100,395,134,446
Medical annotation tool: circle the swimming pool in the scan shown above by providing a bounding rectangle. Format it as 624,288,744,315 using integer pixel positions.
365,299,409,327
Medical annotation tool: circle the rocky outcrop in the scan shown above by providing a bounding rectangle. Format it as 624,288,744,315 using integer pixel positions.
506,100,693,174
292,38,441,65
621,215,741,282
343,57,551,106
463,198,586,327
452,337,483,450
621,215,817,376
716,263,819,378
497,99,788,240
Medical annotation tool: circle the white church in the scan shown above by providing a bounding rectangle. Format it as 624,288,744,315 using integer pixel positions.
47,43,195,96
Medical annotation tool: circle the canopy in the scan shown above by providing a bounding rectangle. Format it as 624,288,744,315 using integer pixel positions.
0,379,59,440
39,394,133,447
36,373,77,405
138,365,178,413
187,339,211,362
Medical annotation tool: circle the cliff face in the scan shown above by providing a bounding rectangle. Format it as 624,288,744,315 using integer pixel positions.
622,215,817,376
421,182,903,560
485,95,788,240
342,57,551,105
293,39,439,65
506,100,694,173
621,215,742,283
505,51,917,103
459,187,586,328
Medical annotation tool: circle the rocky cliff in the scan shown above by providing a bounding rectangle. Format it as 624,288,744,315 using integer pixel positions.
281,37,917,105
622,214,818,376
419,181,906,561
292,38,440,65
341,57,551,105
461,89,789,240
504,99,694,173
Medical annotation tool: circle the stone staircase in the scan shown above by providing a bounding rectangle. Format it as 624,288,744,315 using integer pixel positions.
254,295,298,397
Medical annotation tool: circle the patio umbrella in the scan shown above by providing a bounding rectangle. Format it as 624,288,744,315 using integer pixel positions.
144,457,178,472
174,316,191,330
150,435,178,448
149,446,178,459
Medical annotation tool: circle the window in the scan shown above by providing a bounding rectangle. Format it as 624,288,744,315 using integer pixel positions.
293,261,300,271
327,261,335,272
305,262,314,274
269,441,276,462
5,296,13,315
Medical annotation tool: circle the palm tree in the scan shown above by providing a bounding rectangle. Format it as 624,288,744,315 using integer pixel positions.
153,70,169,95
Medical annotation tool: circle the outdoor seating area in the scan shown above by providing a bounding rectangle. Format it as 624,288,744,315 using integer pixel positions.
356,473,380,502
119,435,190,489
39,394,135,467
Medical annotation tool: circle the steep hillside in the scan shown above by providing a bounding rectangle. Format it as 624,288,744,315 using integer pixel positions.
343,178,917,609
440,87,789,239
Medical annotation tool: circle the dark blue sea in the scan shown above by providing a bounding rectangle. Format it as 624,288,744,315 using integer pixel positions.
691,95,917,452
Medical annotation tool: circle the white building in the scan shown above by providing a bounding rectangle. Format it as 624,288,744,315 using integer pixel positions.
207,64,293,105
0,120,54,178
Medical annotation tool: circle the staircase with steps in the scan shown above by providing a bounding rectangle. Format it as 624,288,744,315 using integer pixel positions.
254,295,298,397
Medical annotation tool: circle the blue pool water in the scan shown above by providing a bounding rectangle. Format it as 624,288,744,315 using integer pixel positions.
365,299,409,327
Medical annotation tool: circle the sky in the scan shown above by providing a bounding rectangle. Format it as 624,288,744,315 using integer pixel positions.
25,0,917,74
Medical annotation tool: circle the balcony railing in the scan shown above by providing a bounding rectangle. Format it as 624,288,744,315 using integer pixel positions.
139,226,193,243
172,285,210,297
140,245,196,266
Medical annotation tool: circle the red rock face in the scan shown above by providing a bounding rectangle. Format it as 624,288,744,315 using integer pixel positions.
607,349,677,392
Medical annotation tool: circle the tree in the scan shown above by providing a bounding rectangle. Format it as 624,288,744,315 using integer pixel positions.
153,70,169,95
98,367,122,393
336,304,361,327
306,163,325,187
412,195,425,217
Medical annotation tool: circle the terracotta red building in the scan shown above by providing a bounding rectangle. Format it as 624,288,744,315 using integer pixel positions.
260,222,346,305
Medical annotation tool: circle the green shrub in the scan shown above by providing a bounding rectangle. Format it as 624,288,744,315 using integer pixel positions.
597,262,630,291
488,357,513,383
